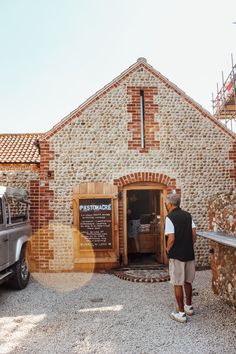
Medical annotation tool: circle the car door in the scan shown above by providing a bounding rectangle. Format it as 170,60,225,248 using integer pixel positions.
0,198,9,268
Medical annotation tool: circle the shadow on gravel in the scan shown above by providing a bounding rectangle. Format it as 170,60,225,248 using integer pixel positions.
0,271,235,354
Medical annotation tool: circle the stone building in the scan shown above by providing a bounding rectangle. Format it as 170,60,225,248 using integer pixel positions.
0,58,235,272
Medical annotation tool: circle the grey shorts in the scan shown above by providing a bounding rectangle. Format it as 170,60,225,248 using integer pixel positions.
169,259,195,285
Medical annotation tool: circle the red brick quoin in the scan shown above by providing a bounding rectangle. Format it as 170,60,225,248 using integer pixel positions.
229,141,236,186
114,172,180,255
29,141,54,271
29,179,40,271
127,86,159,153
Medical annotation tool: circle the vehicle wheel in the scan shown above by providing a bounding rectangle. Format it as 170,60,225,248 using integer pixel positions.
9,247,30,290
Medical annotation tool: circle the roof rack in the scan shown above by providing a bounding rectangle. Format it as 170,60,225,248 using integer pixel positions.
0,186,30,204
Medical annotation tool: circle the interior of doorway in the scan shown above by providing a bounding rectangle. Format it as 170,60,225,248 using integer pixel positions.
127,189,162,265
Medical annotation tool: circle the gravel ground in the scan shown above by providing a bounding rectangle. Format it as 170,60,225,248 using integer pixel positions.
0,270,235,354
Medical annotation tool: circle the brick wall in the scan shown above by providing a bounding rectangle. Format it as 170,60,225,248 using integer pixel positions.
127,86,159,152
29,179,40,271
229,141,236,185
36,140,54,271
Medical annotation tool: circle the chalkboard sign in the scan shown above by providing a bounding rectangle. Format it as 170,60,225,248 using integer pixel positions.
79,198,113,250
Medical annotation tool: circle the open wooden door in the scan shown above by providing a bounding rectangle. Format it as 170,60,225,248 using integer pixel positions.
159,190,168,265
152,190,161,263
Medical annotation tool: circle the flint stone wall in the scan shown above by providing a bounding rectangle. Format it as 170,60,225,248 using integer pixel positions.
211,241,236,311
46,66,235,270
0,167,39,190
209,189,236,235
209,189,236,311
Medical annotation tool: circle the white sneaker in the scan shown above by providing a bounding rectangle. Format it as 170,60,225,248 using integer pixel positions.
184,304,194,316
170,312,187,323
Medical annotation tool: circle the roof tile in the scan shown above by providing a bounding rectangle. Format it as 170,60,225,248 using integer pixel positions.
0,134,43,163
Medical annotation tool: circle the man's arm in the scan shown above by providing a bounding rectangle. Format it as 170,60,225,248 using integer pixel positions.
192,228,197,244
166,233,175,253
165,217,175,254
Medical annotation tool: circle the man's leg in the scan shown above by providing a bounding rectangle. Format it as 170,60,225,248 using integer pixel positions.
174,285,184,312
183,261,195,315
184,282,192,306
184,260,195,306
169,260,187,323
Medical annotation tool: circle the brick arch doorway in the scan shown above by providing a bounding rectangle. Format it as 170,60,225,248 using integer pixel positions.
123,183,167,266
114,173,179,266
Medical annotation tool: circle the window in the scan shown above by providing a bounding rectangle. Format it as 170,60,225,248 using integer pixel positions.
6,199,28,224
140,90,145,148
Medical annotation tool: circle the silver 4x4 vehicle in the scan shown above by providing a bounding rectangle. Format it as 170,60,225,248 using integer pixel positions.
0,186,32,290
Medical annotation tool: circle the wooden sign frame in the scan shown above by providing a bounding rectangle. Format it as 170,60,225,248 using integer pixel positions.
77,195,115,252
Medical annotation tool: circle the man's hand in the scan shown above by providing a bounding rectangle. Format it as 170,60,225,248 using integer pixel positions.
166,233,175,253
192,228,197,243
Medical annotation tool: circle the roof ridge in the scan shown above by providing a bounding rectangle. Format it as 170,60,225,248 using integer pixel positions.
41,58,235,140
0,133,44,136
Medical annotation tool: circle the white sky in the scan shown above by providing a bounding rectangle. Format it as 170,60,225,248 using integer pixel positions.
0,0,236,133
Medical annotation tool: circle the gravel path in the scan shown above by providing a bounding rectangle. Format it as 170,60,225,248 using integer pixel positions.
0,270,235,354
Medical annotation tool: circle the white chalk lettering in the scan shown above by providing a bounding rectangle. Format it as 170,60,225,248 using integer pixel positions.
80,204,112,212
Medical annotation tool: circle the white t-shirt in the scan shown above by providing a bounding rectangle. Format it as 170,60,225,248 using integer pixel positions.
165,217,196,235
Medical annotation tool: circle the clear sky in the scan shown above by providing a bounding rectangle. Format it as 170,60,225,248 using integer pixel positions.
0,0,236,133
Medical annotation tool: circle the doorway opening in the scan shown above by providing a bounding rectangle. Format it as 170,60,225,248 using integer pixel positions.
127,189,163,265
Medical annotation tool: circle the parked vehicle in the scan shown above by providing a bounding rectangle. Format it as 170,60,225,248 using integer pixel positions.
0,186,32,289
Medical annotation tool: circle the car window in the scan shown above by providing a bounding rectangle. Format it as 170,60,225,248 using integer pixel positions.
5,199,28,224
5,199,10,224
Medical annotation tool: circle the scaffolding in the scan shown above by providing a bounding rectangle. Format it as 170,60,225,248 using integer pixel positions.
212,54,236,132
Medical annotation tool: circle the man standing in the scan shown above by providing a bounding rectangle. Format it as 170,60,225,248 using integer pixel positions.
165,193,197,323
127,193,141,253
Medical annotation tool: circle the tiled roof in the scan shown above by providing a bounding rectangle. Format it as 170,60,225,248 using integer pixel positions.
0,134,43,163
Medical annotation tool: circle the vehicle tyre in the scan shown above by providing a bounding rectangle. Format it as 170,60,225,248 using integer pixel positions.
9,246,30,290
